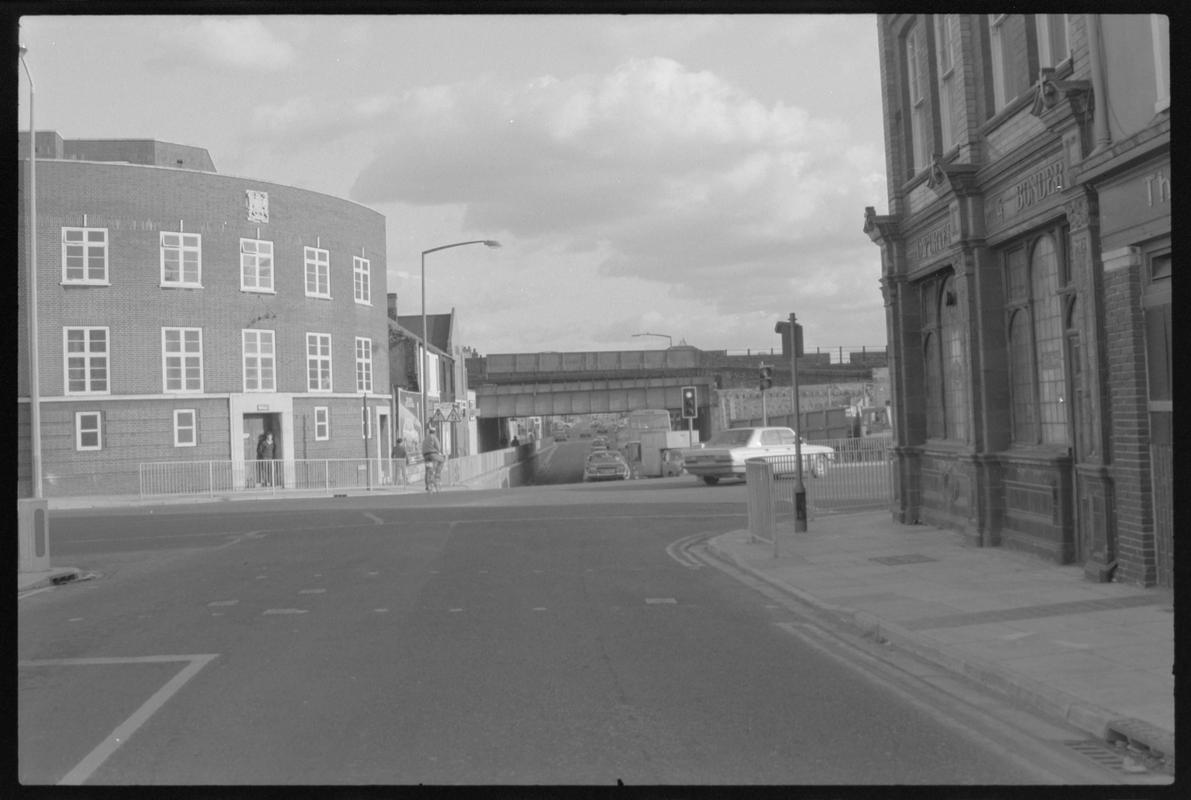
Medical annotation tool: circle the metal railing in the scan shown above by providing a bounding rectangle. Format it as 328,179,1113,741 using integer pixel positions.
139,458,432,498
745,458,778,556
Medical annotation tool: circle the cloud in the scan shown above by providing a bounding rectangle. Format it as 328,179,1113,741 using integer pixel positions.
168,17,298,72
354,55,885,350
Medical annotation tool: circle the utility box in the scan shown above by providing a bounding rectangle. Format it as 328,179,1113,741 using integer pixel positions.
18,498,50,573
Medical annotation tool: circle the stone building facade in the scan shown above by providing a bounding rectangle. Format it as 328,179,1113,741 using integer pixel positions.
864,15,1170,586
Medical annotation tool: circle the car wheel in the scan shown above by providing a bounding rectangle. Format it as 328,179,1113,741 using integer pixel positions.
702,476,719,486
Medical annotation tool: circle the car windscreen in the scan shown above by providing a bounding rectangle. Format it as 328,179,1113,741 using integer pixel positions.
706,429,754,446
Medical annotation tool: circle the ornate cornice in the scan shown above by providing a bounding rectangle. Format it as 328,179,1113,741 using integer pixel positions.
1030,67,1093,127
863,206,900,246
925,155,980,198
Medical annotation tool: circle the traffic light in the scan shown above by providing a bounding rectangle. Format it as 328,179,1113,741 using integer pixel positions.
775,320,804,358
681,386,697,418
759,365,773,391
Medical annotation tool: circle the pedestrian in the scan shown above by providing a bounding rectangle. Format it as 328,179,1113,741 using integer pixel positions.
256,431,276,486
392,437,409,486
510,435,520,448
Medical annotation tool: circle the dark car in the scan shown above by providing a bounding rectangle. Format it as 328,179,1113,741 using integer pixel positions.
584,450,630,481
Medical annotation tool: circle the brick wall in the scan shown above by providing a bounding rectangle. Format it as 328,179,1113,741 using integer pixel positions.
1102,249,1156,585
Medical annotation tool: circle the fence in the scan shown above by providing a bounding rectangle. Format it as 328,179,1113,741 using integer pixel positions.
745,437,894,551
139,457,429,498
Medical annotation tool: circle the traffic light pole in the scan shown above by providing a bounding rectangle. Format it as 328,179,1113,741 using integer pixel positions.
790,312,807,531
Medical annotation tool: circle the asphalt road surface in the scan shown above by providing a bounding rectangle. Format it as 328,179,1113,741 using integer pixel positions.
19,482,1121,786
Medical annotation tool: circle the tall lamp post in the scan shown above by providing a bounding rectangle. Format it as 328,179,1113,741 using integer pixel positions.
632,332,672,348
420,240,500,439
20,44,42,500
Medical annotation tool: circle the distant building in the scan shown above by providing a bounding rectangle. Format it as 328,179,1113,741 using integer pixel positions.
865,15,1170,586
17,134,391,496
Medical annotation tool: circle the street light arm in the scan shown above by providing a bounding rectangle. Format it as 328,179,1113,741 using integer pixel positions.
421,239,501,257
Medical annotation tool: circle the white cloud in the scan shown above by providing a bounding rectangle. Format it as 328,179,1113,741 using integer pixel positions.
175,17,297,71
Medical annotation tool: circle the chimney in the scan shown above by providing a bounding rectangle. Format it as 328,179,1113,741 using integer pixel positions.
387,293,398,321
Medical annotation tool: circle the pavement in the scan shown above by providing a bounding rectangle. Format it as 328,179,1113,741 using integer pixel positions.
20,492,1175,770
705,511,1176,767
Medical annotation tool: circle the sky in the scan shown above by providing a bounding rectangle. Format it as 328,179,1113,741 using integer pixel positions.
17,13,889,357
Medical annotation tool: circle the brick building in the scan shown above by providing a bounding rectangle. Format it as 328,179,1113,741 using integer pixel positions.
864,15,1170,586
17,133,391,496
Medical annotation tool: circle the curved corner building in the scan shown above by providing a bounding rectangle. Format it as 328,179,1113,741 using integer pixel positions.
17,133,392,497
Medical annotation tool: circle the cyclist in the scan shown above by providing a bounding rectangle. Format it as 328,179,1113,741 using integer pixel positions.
422,424,445,492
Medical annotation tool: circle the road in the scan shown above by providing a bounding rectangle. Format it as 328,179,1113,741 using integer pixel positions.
20,479,1123,785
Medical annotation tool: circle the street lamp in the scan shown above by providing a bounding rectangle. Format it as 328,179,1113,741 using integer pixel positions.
420,239,500,441
20,43,42,500
632,332,672,348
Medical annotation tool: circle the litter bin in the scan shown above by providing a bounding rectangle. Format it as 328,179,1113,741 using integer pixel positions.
18,498,50,573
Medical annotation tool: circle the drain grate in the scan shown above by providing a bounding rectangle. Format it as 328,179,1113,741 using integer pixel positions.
870,553,938,566
1065,739,1129,772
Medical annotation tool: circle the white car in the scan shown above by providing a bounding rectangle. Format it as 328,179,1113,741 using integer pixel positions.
682,426,835,486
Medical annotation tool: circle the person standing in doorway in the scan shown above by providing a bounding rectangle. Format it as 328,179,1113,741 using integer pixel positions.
256,431,276,486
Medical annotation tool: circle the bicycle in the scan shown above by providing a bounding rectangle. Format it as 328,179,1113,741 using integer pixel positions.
424,453,445,493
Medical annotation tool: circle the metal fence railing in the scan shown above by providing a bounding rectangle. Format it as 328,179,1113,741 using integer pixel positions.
745,458,778,556
754,436,894,517
139,458,431,498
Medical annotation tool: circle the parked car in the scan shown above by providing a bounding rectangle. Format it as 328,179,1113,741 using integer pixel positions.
584,450,630,481
682,426,835,485
590,436,609,450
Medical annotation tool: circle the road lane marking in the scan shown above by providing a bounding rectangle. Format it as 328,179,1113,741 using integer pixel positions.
665,533,707,569
374,608,389,613
448,608,464,613
645,598,677,605
18,654,219,786
207,600,238,607
262,608,308,615
298,588,327,594
533,607,548,612
363,512,384,525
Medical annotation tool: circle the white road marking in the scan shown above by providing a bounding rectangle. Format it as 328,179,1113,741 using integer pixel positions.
645,598,677,605
18,586,55,599
665,533,707,569
532,607,547,612
69,618,84,622
1054,639,1090,649
262,608,308,615
363,512,384,525
298,588,326,594
374,608,390,613
448,608,464,613
255,575,268,580
1002,631,1033,641
207,600,238,607
18,654,218,786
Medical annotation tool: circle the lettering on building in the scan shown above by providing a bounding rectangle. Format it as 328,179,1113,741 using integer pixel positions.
1015,161,1065,212
917,222,955,261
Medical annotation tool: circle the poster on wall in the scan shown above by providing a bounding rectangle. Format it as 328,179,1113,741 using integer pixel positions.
397,389,424,452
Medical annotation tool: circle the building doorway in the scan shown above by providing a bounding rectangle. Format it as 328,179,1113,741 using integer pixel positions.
244,412,282,488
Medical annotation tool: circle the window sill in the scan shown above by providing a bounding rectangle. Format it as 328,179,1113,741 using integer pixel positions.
161,283,204,290
61,280,111,288
241,287,276,295
305,294,334,301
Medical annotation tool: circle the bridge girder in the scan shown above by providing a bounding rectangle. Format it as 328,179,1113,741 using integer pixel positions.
475,376,712,418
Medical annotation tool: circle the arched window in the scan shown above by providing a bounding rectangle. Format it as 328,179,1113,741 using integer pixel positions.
1031,235,1067,445
940,275,968,441
1003,228,1070,446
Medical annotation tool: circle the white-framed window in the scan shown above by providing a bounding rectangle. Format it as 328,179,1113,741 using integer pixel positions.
1035,14,1070,68
934,14,956,154
307,333,333,392
243,329,276,392
419,345,442,398
240,238,274,293
61,227,108,284
304,246,331,298
361,406,372,439
173,408,197,447
986,14,1032,114
988,14,1008,110
63,327,109,395
161,231,202,287
314,406,330,441
75,410,102,451
905,22,930,174
162,327,203,393
1152,14,1169,112
355,337,373,393
353,256,371,305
